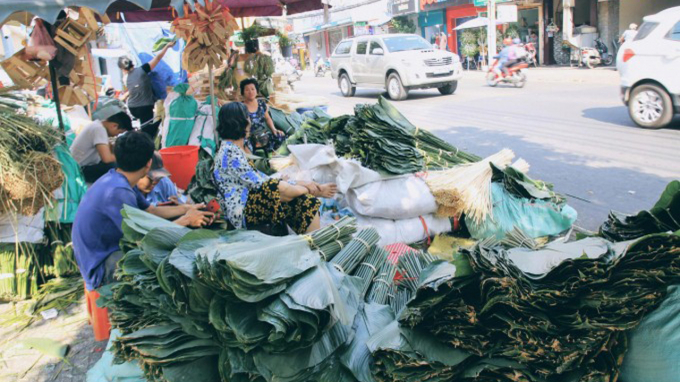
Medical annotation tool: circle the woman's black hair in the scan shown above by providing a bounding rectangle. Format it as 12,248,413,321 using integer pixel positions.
114,131,155,172
240,78,259,96
217,102,250,141
118,56,134,71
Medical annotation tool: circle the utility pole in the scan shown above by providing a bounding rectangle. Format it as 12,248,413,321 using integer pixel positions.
487,0,496,68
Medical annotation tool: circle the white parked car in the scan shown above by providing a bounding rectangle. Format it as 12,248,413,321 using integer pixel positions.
617,6,680,129
330,34,463,100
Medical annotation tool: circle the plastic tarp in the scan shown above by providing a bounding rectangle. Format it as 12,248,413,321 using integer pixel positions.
356,214,452,247
620,285,680,382
0,210,45,243
188,97,218,156
163,84,197,147
276,144,381,194
346,176,437,220
44,145,87,224
466,183,577,241
86,329,146,382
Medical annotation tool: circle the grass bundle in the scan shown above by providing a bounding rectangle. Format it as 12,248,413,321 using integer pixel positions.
426,149,515,223
0,90,64,216
307,216,357,256
315,235,352,262
352,246,388,298
367,261,397,305
0,250,16,297
330,228,380,274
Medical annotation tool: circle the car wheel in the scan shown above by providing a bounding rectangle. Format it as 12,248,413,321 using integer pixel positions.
629,84,673,129
386,73,408,101
339,73,356,97
438,81,458,95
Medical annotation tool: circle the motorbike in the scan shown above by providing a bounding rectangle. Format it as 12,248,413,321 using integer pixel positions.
580,46,602,69
315,59,331,77
486,57,529,88
595,38,614,66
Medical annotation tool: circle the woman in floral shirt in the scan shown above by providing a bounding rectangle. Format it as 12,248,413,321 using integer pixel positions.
212,103,336,234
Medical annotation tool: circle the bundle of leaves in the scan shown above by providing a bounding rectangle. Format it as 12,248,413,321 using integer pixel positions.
388,232,680,382
600,180,680,242
102,207,408,382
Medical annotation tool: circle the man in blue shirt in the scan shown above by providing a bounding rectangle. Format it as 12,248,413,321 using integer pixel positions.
72,131,213,291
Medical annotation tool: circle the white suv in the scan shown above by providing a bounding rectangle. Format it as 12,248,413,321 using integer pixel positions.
617,6,680,129
330,34,463,100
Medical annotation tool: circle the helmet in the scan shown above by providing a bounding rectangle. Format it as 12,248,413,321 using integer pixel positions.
513,38,521,44
117,56,134,71
629,23,638,30
503,37,512,46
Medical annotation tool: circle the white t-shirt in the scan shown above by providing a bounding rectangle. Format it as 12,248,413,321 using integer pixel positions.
622,30,638,43
70,120,109,166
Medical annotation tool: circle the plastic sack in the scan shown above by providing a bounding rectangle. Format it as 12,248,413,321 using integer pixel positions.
466,183,577,241
275,144,381,194
164,84,197,147
346,176,437,220
356,214,452,247
26,20,57,61
620,285,680,382
0,210,45,243
188,97,218,156
86,329,146,382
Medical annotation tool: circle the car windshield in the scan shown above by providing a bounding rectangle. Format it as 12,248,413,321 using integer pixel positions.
383,36,432,52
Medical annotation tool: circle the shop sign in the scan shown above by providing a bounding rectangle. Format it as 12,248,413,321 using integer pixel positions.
420,0,457,11
473,0,513,6
391,0,416,16
496,4,517,23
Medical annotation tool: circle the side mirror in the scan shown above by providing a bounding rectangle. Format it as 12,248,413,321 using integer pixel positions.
372,48,384,55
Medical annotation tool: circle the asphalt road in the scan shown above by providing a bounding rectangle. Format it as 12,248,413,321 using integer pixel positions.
293,67,680,230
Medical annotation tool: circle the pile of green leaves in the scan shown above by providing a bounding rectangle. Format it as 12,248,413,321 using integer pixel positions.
269,107,303,136
600,180,680,242
102,207,406,382
385,232,680,382
276,97,479,175
491,162,564,205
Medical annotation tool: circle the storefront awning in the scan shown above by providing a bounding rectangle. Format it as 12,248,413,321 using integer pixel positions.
300,18,353,35
454,17,505,30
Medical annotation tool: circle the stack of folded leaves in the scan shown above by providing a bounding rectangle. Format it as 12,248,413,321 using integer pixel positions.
378,231,680,382
101,206,397,382
275,97,479,175
600,180,680,241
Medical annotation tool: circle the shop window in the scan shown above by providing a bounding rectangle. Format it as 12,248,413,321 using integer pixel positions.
666,21,680,42
356,41,368,55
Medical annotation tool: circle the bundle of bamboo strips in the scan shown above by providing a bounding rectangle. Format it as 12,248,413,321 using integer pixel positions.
171,0,239,72
425,149,515,223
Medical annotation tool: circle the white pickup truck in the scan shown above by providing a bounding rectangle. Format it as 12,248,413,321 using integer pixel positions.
330,34,463,100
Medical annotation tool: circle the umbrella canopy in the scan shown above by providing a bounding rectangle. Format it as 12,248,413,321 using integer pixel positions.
454,17,505,30
0,0,327,25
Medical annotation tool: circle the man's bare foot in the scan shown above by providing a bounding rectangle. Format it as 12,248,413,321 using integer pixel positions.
316,183,337,198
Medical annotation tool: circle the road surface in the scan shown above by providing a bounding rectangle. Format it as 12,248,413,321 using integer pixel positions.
293,67,680,230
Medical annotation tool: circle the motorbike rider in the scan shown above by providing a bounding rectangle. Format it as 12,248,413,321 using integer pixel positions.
314,53,325,75
496,38,516,76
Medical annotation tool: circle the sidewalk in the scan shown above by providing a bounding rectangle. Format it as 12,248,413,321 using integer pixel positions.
0,301,102,382
460,65,620,85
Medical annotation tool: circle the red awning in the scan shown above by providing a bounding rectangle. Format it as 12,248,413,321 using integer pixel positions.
106,0,327,22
